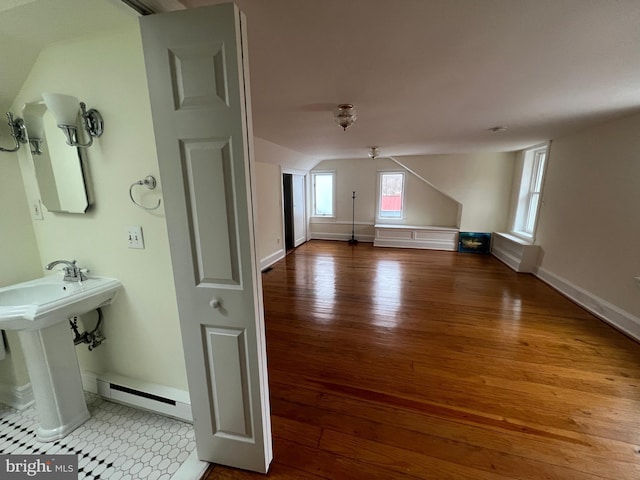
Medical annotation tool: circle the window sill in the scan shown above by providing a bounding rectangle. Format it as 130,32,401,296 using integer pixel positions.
310,216,336,223
374,223,458,232
509,231,534,243
375,217,405,224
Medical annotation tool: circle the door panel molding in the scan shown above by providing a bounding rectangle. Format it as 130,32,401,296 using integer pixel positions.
168,43,229,109
180,138,241,288
203,326,252,440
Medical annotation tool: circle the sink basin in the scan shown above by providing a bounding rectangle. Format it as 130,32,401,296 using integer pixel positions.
1,274,123,442
0,276,122,331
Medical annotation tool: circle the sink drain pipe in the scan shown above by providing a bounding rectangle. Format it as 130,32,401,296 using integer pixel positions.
69,308,106,351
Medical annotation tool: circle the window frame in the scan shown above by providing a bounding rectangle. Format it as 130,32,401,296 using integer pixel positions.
511,144,548,241
311,170,336,219
376,170,406,222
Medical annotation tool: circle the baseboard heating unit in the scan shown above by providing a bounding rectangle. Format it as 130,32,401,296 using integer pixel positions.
96,373,192,422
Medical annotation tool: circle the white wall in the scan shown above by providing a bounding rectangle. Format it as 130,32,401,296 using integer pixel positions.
252,138,314,267
401,152,515,232
0,153,42,387
11,25,188,390
535,112,640,319
0,155,42,287
254,137,316,171
254,162,284,266
310,153,513,240
310,158,379,241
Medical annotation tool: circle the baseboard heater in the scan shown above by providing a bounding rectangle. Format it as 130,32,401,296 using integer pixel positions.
96,373,192,423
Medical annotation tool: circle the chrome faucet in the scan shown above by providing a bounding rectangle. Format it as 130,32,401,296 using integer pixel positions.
45,259,87,282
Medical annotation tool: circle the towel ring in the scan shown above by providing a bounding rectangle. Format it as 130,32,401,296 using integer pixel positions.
129,175,161,211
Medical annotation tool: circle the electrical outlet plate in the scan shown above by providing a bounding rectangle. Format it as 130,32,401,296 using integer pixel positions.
32,200,44,220
127,226,145,249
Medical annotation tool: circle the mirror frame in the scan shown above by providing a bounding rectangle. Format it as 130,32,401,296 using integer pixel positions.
22,101,93,214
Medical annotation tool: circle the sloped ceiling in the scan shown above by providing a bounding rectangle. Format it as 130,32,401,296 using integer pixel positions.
3,0,640,161
0,0,136,111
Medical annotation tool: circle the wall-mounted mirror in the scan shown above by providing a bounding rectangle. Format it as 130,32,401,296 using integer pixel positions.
22,101,92,213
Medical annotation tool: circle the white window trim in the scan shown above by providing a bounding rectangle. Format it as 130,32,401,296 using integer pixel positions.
376,170,406,223
310,170,336,219
511,143,549,242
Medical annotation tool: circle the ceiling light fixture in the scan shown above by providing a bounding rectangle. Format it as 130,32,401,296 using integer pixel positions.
368,146,379,159
334,104,357,131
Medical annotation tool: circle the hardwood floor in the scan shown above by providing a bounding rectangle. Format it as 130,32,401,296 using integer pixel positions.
204,240,640,479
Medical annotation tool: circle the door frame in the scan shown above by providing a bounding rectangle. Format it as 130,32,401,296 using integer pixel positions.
281,168,309,251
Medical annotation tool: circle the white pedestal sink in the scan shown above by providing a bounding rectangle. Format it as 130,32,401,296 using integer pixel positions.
0,276,122,442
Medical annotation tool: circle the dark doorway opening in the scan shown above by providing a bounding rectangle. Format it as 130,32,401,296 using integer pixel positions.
282,173,295,251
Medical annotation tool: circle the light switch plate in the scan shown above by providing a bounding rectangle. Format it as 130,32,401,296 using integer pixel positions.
127,226,145,249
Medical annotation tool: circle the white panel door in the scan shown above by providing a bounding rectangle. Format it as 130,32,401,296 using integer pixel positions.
292,174,306,247
139,4,272,473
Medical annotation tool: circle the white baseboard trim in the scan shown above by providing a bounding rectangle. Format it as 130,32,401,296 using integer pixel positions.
535,267,640,341
94,372,193,423
491,246,523,272
310,233,374,242
81,371,99,394
260,248,285,270
170,449,209,480
0,382,34,410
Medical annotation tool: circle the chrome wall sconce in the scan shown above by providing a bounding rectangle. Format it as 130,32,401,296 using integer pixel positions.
42,93,103,148
0,112,27,153
29,138,44,155
334,103,357,131
22,106,45,156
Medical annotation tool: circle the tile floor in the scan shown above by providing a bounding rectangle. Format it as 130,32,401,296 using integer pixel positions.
0,393,197,479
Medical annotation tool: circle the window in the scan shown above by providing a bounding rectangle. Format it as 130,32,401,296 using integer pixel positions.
312,171,335,217
377,171,405,220
512,145,547,239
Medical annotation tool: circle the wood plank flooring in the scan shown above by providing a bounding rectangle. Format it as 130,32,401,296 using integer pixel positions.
204,240,640,479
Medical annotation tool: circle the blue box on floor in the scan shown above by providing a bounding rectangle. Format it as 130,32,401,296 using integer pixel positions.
458,232,491,254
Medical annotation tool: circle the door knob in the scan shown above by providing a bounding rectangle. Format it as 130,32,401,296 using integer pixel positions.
209,299,222,309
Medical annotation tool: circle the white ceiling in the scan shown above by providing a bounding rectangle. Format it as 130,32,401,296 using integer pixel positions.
3,0,640,161
0,0,137,111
